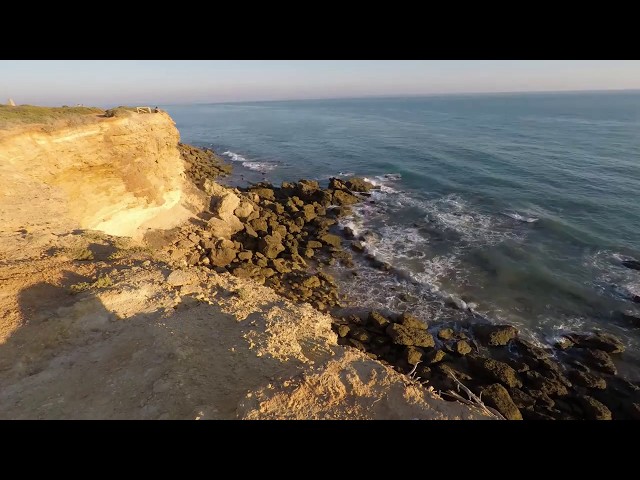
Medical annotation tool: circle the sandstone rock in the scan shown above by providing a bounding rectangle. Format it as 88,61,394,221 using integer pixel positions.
568,370,606,390
345,177,374,192
404,346,424,365
271,258,291,274
368,311,390,329
524,371,569,396
211,192,240,219
454,340,472,356
399,312,427,330
337,325,351,338
237,251,253,261
350,328,372,343
438,328,454,340
260,268,276,278
207,214,244,239
250,187,275,201
328,178,348,191
509,388,536,409
306,240,323,249
386,324,435,348
555,337,575,350
333,190,359,206
564,332,625,354
481,384,522,420
583,349,617,375
166,270,193,287
258,233,285,259
208,246,237,267
424,349,446,365
232,264,261,278
233,200,254,219
579,396,612,420
351,240,365,252
302,276,321,289
472,324,518,346
470,357,522,388
320,234,341,248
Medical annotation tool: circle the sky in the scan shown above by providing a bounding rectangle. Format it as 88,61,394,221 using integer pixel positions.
1,60,640,107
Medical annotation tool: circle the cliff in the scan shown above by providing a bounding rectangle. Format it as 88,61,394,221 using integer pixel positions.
0,110,491,420
0,111,203,238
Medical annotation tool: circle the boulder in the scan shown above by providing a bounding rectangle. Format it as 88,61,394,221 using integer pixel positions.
472,324,518,346
454,340,472,356
524,371,569,396
399,312,427,330
337,325,351,338
424,349,446,365
232,263,261,278
271,258,291,274
345,177,374,193
237,251,253,261
208,246,237,267
320,234,342,248
234,200,254,219
207,215,244,239
304,248,314,258
302,204,317,222
438,328,454,340
211,192,240,218
368,311,390,329
302,276,321,289
481,384,523,420
333,190,359,206
258,234,285,259
386,324,435,348
307,240,323,249
622,259,640,271
250,187,275,201
469,357,522,388
579,396,612,420
328,178,348,191
568,370,607,390
405,346,424,365
350,328,372,343
564,332,625,354
583,349,617,375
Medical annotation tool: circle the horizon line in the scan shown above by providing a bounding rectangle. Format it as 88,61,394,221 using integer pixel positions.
157,87,640,107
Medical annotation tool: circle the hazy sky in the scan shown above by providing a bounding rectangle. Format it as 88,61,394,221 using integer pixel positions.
1,60,640,106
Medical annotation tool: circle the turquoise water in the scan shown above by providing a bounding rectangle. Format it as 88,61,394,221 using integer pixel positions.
164,92,640,366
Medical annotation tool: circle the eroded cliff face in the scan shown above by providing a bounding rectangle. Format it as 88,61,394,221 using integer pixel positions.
0,112,201,238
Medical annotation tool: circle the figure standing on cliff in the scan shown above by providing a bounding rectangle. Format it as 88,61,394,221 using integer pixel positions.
154,106,160,113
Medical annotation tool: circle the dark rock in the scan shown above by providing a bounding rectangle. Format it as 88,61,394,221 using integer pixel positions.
350,328,372,343
454,340,472,356
564,332,625,354
368,311,390,329
579,396,612,420
405,346,424,365
522,409,556,421
472,324,518,347
348,339,367,352
481,384,523,420
555,337,575,350
618,310,640,327
509,388,536,409
436,363,473,382
568,369,607,390
386,323,435,348
527,389,555,408
622,259,640,271
469,356,522,388
424,349,446,365
629,403,640,420
342,226,356,238
302,275,321,289
351,240,365,252
438,328,454,340
399,312,427,330
583,349,617,375
524,371,569,397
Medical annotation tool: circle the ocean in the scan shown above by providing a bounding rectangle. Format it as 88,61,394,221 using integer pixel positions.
163,92,640,378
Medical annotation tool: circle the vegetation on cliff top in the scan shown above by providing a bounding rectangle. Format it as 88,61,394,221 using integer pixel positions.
0,105,105,129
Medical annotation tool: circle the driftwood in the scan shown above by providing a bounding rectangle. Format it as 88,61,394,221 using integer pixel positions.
442,372,506,420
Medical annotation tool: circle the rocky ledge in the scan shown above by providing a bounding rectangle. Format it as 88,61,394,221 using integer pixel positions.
166,145,640,420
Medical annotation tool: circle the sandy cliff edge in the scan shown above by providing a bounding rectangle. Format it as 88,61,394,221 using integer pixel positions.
0,111,491,419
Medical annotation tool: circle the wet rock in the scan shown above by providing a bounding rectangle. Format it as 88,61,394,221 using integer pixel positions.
258,233,285,259
399,312,427,330
386,323,435,348
481,384,523,420
301,204,317,222
555,337,575,350
583,349,617,375
438,328,454,340
351,240,365,252
618,310,640,327
454,340,472,356
509,388,536,409
368,311,390,329
469,357,522,388
568,370,607,390
564,332,625,354
622,259,640,271
342,226,356,238
345,177,374,193
524,371,569,397
320,234,342,248
472,324,518,347
579,396,612,420
405,346,424,365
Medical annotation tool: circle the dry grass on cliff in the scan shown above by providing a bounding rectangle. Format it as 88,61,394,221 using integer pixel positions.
0,105,104,130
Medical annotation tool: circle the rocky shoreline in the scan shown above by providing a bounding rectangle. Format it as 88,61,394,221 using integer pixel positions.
169,144,640,420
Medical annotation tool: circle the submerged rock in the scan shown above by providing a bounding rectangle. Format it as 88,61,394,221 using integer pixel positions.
622,259,640,271
564,332,625,354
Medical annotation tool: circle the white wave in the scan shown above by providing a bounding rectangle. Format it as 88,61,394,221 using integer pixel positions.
222,150,247,162
337,171,354,177
243,162,276,172
222,150,276,173
502,211,539,223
